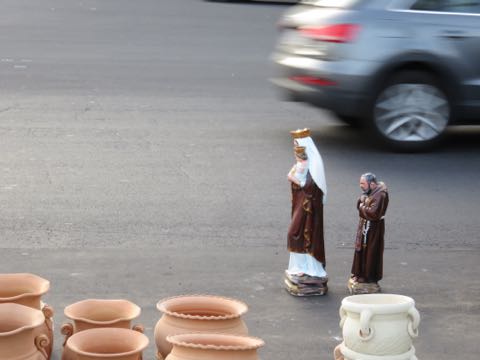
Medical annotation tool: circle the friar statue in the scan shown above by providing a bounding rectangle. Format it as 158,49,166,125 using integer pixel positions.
348,172,389,294
284,128,328,296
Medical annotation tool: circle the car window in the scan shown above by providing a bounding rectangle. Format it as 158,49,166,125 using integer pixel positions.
411,0,480,13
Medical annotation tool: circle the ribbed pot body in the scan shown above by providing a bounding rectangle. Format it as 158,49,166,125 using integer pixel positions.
337,342,418,360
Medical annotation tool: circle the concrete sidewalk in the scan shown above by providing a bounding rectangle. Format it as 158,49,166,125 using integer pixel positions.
3,245,478,360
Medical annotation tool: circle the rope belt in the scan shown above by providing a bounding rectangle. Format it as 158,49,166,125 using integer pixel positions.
362,216,385,248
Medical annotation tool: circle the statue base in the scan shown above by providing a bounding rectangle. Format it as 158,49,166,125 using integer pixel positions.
284,271,328,296
347,277,381,294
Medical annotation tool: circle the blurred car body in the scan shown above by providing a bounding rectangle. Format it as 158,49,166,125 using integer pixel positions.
207,0,297,3
271,0,480,150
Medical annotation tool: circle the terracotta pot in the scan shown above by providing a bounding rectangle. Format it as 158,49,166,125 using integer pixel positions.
0,273,53,359
165,333,264,360
154,295,249,359
338,294,420,358
66,328,148,360
0,303,50,360
61,299,144,360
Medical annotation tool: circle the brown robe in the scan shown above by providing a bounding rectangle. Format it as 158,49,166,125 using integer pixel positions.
287,172,326,266
351,182,389,282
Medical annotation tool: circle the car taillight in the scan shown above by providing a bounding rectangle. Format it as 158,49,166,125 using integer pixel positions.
299,24,360,43
289,76,336,86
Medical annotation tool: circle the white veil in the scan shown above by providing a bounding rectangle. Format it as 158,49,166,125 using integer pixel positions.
295,136,327,204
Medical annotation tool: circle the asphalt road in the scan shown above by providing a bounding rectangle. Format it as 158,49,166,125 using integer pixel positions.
0,1,479,360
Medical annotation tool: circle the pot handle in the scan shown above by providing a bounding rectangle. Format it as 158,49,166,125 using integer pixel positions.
41,304,54,331
132,324,144,333
61,322,74,346
339,306,347,328
132,324,145,360
333,344,344,360
407,307,420,338
35,334,50,359
359,309,374,342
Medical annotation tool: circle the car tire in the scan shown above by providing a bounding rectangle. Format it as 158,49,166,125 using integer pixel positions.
370,71,451,152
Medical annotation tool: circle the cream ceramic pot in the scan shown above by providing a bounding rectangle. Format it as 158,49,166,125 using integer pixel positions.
165,333,264,360
154,295,249,359
66,328,148,360
339,294,420,356
335,343,418,360
0,273,54,359
0,303,50,360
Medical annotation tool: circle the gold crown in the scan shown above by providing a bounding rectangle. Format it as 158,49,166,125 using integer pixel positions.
290,128,311,139
294,146,306,156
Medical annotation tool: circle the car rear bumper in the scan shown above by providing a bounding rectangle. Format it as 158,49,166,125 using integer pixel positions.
270,76,369,118
271,53,378,118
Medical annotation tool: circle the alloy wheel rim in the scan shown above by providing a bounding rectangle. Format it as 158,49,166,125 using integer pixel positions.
374,83,449,142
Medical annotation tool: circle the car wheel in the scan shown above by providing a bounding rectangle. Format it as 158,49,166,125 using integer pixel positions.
371,71,451,151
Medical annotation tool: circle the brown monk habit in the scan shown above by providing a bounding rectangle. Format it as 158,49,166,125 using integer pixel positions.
351,182,389,283
287,172,326,266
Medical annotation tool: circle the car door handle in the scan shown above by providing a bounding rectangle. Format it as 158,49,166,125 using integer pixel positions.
440,30,467,39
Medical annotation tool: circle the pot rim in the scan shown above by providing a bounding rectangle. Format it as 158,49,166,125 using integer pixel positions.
342,294,415,314
64,299,141,325
156,294,248,321
67,328,149,357
0,303,45,337
166,333,265,351
0,273,50,301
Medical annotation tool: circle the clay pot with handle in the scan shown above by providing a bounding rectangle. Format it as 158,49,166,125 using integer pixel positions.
61,299,144,360
0,303,50,360
0,273,54,359
337,294,420,359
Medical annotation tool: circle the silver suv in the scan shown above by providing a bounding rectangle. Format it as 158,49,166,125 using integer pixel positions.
271,0,480,150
